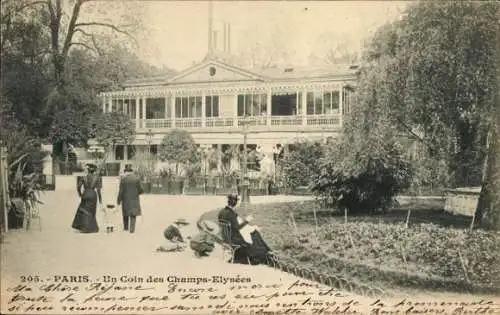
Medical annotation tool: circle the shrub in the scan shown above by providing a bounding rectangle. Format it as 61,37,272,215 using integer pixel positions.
159,129,199,176
312,140,413,213
282,140,324,190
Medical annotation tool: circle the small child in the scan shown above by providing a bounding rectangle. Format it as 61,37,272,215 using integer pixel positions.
156,219,190,252
103,204,117,233
190,220,218,257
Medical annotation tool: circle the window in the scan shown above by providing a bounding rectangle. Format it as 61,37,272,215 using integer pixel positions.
306,90,340,115
343,87,354,114
205,95,219,117
146,98,166,119
175,96,202,118
237,94,267,116
296,92,303,115
139,99,143,119
115,145,125,161
125,99,136,118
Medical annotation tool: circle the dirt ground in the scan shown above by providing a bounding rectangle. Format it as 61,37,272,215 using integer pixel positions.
1,186,497,314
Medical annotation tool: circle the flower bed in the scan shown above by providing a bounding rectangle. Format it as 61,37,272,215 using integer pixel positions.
199,200,500,293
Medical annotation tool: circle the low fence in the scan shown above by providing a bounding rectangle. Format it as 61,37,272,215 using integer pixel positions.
146,175,311,196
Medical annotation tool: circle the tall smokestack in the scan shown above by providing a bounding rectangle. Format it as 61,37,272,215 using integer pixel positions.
227,23,231,53
208,0,214,55
223,22,227,52
213,31,218,51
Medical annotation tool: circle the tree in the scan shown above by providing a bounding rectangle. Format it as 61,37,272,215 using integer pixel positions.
352,2,498,227
1,1,52,135
312,60,413,213
308,31,360,66
92,112,136,161
159,130,199,176
31,0,142,90
237,26,295,68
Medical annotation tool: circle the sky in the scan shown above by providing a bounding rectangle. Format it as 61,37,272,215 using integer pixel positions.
133,1,409,71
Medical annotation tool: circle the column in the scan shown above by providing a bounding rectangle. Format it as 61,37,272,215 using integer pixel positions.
338,84,343,127
266,89,272,126
201,92,206,127
234,92,239,127
301,90,307,126
108,96,112,113
122,96,126,114
217,144,222,172
142,97,147,122
164,96,168,120
135,96,140,129
171,93,176,128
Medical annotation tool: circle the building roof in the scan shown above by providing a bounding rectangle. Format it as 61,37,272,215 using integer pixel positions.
122,53,359,88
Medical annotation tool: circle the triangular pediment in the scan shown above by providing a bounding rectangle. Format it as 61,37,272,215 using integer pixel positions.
168,59,263,84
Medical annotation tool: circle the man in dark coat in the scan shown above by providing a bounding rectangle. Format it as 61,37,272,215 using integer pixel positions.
117,164,144,233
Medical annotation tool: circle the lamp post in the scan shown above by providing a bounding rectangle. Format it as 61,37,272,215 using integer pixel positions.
239,115,250,204
146,129,153,154
197,145,209,195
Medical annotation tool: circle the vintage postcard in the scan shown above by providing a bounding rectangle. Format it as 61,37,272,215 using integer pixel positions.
1,0,499,314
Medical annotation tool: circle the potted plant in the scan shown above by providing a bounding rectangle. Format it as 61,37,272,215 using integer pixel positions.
8,157,44,230
133,150,156,194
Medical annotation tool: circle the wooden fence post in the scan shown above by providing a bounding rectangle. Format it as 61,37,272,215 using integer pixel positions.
0,144,9,233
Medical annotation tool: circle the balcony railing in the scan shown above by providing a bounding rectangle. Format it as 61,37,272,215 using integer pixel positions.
135,114,341,131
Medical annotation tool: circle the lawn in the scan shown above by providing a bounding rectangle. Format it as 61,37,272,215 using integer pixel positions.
200,198,500,295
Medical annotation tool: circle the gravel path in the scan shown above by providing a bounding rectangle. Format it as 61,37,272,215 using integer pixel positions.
1,187,496,314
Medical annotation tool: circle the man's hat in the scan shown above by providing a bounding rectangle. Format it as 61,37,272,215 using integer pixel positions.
227,194,239,204
124,164,134,172
174,218,189,225
201,220,220,234
86,163,97,169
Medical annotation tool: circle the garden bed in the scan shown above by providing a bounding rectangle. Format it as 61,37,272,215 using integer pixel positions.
199,199,500,294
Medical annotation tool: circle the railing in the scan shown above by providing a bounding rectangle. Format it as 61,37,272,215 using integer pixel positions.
175,117,202,128
135,114,341,130
236,115,267,127
271,115,302,126
307,114,341,126
206,117,234,128
142,119,172,129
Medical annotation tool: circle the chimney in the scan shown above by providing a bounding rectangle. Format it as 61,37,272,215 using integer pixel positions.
208,0,214,55
223,23,227,52
213,31,218,51
227,23,231,53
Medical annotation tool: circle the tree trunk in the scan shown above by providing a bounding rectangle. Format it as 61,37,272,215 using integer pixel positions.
474,27,500,230
475,125,500,230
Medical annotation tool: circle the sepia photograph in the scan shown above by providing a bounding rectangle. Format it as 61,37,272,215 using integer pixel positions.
0,0,499,314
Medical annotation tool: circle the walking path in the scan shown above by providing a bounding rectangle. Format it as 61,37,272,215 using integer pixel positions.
1,187,496,314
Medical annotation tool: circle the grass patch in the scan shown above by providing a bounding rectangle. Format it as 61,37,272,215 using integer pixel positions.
200,199,500,294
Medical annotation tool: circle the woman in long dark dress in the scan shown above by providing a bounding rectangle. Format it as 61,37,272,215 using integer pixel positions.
72,163,102,233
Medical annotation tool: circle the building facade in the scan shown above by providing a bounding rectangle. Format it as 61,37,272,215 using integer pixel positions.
95,56,358,173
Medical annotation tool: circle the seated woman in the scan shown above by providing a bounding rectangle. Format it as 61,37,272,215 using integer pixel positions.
217,194,273,265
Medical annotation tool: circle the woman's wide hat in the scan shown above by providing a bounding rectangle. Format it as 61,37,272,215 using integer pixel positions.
86,163,97,169
201,220,220,234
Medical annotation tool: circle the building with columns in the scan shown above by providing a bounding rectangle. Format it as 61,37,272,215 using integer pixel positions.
95,54,358,173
